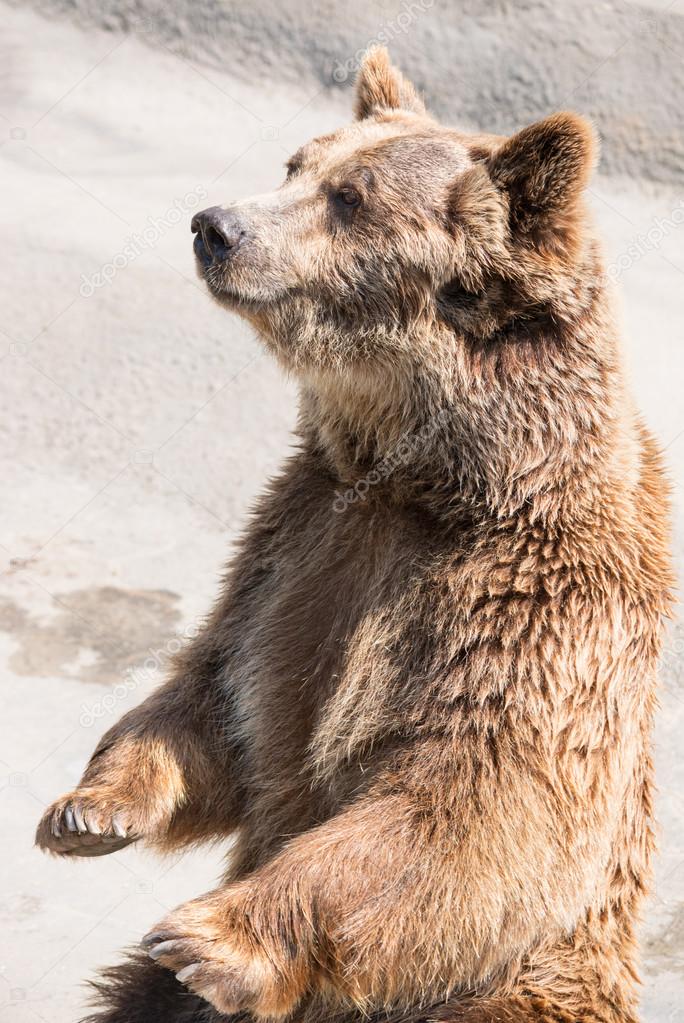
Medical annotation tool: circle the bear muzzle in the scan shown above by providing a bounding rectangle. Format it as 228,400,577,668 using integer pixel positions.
192,205,247,268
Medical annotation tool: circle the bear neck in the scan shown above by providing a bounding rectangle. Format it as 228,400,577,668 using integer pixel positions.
299,286,631,528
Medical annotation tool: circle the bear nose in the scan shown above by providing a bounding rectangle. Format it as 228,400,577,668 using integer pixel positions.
191,206,246,265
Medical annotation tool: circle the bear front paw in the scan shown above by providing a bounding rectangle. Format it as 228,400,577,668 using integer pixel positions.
143,890,307,1017
36,790,141,857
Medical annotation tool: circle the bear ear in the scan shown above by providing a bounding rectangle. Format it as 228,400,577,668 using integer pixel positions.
354,46,426,120
487,112,597,240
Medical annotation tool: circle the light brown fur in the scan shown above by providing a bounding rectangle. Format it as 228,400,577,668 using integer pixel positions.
37,47,673,1023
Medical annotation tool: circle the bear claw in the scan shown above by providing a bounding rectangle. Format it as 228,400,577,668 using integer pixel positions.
147,939,181,960
36,796,138,857
176,963,202,983
141,931,170,948
112,815,128,838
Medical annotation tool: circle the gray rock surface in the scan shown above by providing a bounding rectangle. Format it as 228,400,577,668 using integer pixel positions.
11,0,684,185
0,3,682,1021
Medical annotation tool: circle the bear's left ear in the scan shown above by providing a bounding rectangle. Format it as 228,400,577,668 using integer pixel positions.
487,112,597,240
354,46,426,120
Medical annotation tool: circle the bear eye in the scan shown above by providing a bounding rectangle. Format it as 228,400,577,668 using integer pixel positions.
334,187,361,209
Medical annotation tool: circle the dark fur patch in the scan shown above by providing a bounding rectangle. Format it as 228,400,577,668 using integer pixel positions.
82,952,229,1023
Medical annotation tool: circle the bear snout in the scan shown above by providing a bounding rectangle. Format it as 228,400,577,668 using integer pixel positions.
192,205,246,267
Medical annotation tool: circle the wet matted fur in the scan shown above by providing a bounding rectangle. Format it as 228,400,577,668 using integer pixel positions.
37,47,673,1023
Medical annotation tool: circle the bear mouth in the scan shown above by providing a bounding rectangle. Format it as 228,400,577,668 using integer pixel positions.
194,250,261,312
192,232,285,314
193,236,245,304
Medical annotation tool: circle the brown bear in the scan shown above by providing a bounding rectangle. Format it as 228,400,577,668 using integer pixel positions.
36,46,673,1023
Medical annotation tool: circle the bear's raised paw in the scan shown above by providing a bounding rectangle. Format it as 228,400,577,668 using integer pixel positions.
36,791,138,857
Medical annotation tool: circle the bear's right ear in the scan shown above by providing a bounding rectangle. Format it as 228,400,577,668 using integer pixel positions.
354,47,426,120
487,112,597,244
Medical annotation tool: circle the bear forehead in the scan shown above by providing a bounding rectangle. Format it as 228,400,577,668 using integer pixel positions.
289,121,472,187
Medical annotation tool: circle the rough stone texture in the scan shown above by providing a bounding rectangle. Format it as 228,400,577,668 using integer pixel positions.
10,0,684,186
0,3,682,1021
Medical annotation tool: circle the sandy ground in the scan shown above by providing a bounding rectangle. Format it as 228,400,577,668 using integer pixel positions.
1,4,683,1021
